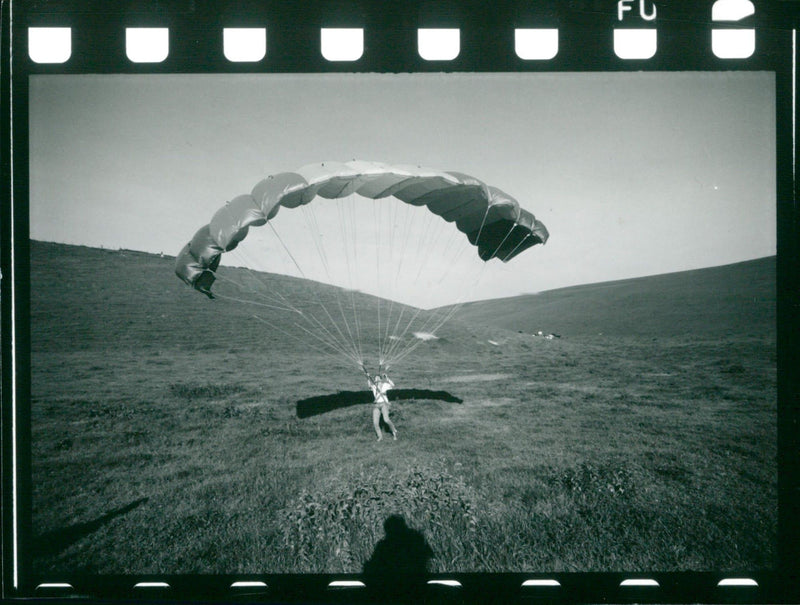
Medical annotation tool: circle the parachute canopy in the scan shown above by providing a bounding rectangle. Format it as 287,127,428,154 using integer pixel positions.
175,160,549,298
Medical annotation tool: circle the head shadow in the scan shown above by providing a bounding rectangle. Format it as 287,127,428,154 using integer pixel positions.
362,515,434,599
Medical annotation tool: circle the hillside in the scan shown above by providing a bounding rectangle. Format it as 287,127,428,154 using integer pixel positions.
452,257,776,337
28,241,494,359
29,241,398,351
30,242,776,350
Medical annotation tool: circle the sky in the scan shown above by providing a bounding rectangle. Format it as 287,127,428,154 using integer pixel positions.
29,72,776,306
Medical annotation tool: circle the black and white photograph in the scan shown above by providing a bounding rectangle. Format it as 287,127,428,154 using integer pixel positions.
28,71,776,577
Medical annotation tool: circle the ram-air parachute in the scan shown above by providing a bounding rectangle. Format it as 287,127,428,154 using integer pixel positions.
175,160,549,371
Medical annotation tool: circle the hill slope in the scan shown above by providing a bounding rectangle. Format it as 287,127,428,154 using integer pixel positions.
29,241,492,361
30,241,776,350
452,257,775,337
29,240,412,353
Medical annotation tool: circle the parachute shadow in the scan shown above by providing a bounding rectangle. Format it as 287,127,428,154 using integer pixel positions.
296,389,463,418
33,497,149,558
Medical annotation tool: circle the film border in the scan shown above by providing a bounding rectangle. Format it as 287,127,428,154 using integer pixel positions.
4,0,799,603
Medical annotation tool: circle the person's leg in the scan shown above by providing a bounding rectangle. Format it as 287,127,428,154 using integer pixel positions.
381,406,397,439
372,406,383,440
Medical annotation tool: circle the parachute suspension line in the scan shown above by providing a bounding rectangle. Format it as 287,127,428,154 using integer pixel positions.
435,216,464,267
429,216,472,286
382,304,426,365
268,222,307,279
381,197,399,359
233,266,359,363
346,195,364,362
256,265,365,365
300,204,332,278
238,219,362,367
320,193,365,366
412,208,440,283
381,196,409,365
225,241,330,342
290,318,363,365
393,198,418,286
386,201,435,366
325,195,364,365
381,201,423,362
435,242,471,285
378,202,449,367
298,196,365,367
251,314,361,367
500,233,532,262
390,309,461,367
210,290,296,312
216,261,344,344
386,261,490,368
372,198,384,367
473,204,492,252
390,281,478,368
306,196,363,366
485,219,520,262
347,194,366,364
273,289,363,364
297,203,355,361
211,272,298,312
212,242,313,314
348,194,365,362
386,203,496,360
314,293,364,365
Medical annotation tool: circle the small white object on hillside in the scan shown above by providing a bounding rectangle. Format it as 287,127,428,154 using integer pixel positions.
413,332,439,341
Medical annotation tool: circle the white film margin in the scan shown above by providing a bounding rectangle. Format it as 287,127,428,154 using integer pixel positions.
515,29,559,60
427,579,462,587
223,28,267,62
614,29,657,59
521,579,561,587
327,580,366,588
28,27,72,63
717,578,759,587
230,581,268,588
321,28,364,61
711,0,755,59
620,578,660,587
126,28,169,63
712,29,755,59
133,581,171,589
418,28,460,61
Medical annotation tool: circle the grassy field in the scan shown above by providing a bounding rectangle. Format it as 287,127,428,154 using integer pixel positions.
29,241,777,575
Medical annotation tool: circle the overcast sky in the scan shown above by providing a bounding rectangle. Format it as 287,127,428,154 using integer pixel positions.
30,72,775,305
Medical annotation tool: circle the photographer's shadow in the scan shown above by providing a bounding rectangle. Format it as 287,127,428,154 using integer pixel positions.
362,515,433,600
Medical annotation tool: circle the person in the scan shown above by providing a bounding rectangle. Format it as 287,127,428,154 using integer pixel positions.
366,370,397,441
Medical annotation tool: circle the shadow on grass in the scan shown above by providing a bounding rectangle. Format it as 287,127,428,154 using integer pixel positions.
33,497,149,558
363,515,434,601
296,389,463,418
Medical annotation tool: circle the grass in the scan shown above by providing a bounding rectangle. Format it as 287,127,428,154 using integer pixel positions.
28,241,777,576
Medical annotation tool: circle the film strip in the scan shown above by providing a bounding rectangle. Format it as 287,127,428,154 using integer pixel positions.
3,0,799,603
